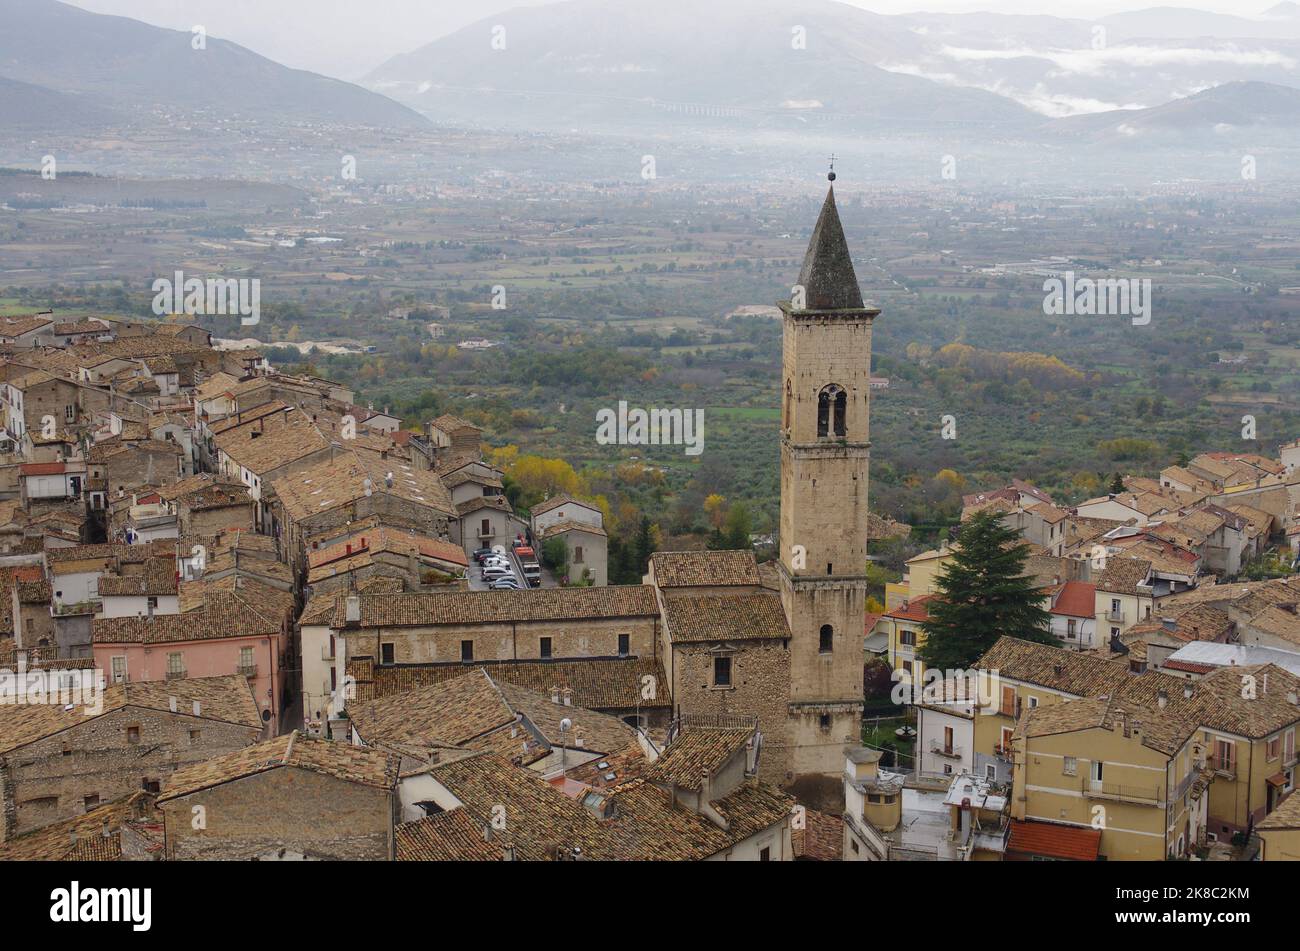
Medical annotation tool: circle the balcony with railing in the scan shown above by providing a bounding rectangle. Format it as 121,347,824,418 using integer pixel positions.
929,740,963,759
1083,776,1161,806
1209,754,1237,780
165,668,187,681
237,663,258,678
1107,608,1125,623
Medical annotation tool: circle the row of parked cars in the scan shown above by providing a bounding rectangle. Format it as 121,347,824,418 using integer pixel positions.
474,546,544,590
473,547,524,589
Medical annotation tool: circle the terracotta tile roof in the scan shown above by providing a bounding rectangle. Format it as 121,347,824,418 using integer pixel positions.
1189,664,1300,739
650,549,760,587
272,452,453,521
1127,604,1233,643
1050,581,1096,618
396,810,503,861
0,675,262,753
157,731,396,803
97,557,178,597
429,414,481,435
455,494,513,517
345,656,670,710
793,807,843,861
214,407,329,475
646,727,753,791
92,596,280,644
529,493,600,518
335,585,659,628
662,590,791,643
1094,556,1153,595
537,518,607,539
426,752,793,861
1257,787,1300,831
975,636,1132,697
348,668,639,762
177,576,295,627
1007,820,1101,861
0,793,157,861
885,593,938,622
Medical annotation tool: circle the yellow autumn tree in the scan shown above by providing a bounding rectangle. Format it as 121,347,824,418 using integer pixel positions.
703,493,727,528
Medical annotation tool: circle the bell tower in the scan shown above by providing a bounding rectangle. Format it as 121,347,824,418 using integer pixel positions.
778,178,877,778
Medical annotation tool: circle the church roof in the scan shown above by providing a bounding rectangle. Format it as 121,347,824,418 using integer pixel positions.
796,187,864,311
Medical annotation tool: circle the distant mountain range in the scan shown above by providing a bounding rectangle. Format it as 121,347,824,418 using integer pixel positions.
362,0,1300,139
4,0,1300,149
363,0,1040,135
0,0,428,130
1055,81,1300,141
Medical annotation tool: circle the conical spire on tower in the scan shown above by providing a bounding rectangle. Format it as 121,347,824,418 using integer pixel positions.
795,187,864,311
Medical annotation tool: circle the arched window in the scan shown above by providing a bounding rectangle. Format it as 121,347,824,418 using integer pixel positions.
783,379,792,431
819,624,834,654
817,385,847,437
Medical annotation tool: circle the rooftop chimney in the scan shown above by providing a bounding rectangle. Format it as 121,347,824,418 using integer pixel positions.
192,700,201,717
345,594,361,625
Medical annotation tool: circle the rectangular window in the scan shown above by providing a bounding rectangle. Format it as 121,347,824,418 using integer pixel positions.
900,629,916,647
1268,736,1281,761
713,656,731,687
759,847,771,862
147,596,158,610
1091,761,1104,785
380,643,394,665
539,637,553,659
239,646,254,669
166,652,184,678
618,634,629,656
189,729,201,746
461,640,474,662
1000,685,1016,717
126,726,140,745
1063,756,1078,776
480,518,491,537
574,545,584,564
111,656,127,684
83,794,99,811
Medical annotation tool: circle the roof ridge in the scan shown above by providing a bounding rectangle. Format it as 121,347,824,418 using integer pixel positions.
283,729,299,765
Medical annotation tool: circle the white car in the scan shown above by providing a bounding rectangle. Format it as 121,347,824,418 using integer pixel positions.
482,565,515,580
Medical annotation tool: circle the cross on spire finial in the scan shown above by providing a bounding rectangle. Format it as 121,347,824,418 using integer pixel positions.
827,154,837,182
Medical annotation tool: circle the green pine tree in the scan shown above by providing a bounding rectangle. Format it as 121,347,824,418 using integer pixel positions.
1108,472,1126,494
917,510,1055,670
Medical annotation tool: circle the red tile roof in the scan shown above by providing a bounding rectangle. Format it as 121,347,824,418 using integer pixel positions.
1007,820,1101,861
20,462,67,476
1051,581,1096,619
885,594,937,622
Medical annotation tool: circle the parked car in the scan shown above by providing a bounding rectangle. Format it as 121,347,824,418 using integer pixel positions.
472,548,495,562
482,565,515,580
490,578,524,590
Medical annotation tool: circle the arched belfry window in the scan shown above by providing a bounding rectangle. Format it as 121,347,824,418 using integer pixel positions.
819,624,834,654
817,384,847,437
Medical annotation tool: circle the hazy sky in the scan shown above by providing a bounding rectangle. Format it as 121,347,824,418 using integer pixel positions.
66,0,1285,80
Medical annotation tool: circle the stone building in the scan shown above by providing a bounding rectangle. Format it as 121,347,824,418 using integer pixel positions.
0,675,262,843
776,185,874,779
647,550,793,785
156,731,397,860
